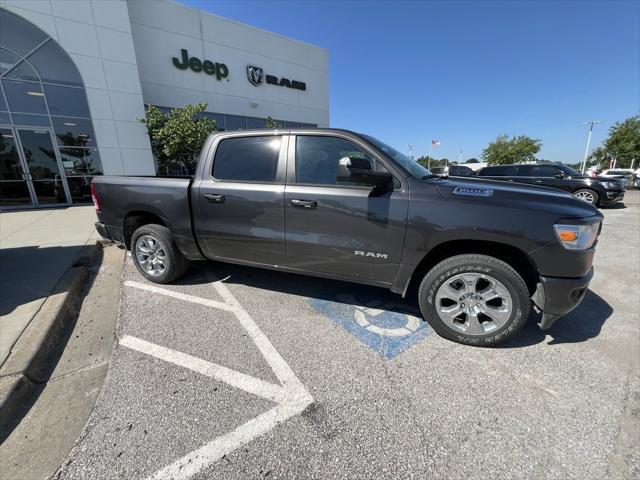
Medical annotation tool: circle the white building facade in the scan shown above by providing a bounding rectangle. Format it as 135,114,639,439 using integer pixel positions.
0,0,329,208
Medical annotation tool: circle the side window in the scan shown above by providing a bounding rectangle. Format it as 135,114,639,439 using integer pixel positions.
296,136,375,186
515,165,534,176
479,166,516,176
532,165,559,177
212,136,281,182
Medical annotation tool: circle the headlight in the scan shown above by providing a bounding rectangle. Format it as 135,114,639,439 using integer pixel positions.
554,222,600,250
600,181,618,189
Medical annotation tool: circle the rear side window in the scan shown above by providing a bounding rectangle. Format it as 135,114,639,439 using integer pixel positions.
478,165,516,176
212,136,281,182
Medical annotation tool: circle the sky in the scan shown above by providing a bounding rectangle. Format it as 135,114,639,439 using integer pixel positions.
181,0,639,164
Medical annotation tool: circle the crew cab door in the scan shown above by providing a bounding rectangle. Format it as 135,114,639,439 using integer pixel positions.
192,133,286,266
284,134,408,284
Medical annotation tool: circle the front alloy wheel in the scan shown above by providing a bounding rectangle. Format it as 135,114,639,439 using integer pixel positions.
418,254,530,346
435,272,512,335
573,189,599,205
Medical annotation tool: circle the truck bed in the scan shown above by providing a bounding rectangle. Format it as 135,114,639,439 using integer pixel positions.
92,175,200,258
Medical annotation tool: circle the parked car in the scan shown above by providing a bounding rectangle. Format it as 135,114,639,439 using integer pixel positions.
477,163,624,207
93,129,602,346
430,165,475,177
599,169,636,188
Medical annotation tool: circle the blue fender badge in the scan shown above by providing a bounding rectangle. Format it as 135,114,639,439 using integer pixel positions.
452,186,494,197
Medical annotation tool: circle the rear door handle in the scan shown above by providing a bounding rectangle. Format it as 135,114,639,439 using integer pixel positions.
290,199,317,209
204,193,225,203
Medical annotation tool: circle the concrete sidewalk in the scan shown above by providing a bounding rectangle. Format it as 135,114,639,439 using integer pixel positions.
0,206,98,366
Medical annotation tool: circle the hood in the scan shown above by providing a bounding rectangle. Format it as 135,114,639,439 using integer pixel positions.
433,176,600,219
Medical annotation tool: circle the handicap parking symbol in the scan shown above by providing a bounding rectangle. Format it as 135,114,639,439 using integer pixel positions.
308,293,433,359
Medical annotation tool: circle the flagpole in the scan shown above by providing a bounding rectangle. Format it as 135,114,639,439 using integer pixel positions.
427,141,432,170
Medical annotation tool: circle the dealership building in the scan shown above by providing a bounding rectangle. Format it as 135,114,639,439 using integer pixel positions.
0,0,329,208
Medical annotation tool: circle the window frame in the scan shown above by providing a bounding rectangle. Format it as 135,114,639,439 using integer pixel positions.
207,131,287,185
287,133,403,190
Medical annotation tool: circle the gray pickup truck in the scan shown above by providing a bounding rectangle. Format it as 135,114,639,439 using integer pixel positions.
92,129,602,346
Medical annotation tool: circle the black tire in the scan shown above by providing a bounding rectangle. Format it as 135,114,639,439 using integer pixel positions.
418,254,530,346
130,224,189,284
572,188,600,206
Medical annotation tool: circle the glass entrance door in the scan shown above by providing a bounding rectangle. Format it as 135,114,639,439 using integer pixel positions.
16,128,70,206
0,127,32,206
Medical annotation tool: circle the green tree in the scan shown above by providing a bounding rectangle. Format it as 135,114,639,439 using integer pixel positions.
416,156,447,168
482,134,541,165
598,116,640,169
465,158,479,163
266,116,282,129
140,103,217,175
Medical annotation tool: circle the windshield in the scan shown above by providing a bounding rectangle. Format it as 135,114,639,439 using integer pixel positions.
361,134,434,178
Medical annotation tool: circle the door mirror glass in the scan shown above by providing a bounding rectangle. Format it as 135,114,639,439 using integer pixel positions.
336,157,392,187
554,173,565,179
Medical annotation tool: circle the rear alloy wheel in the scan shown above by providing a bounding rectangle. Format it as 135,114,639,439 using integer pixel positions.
131,224,189,283
573,189,599,206
418,254,530,346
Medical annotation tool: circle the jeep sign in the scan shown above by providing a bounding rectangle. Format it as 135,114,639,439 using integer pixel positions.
172,49,228,81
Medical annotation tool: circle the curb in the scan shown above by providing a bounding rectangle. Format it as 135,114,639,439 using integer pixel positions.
0,241,105,436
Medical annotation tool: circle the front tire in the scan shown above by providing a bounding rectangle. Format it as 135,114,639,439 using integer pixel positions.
418,254,530,346
131,224,189,284
573,188,599,206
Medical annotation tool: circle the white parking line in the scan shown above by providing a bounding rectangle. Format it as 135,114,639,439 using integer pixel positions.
120,335,289,404
122,278,313,480
123,281,236,312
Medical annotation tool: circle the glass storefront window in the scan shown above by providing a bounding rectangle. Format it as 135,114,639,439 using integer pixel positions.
26,40,83,87
0,48,20,76
0,9,100,207
52,117,96,147
0,128,22,180
44,84,90,117
2,79,47,114
225,115,246,130
4,59,39,82
65,175,93,203
0,11,47,56
59,147,103,175
246,117,267,129
10,113,50,127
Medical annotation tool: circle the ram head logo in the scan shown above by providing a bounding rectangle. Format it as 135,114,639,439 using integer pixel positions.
246,65,264,86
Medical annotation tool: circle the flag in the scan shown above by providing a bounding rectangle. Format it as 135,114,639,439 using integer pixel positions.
432,140,441,148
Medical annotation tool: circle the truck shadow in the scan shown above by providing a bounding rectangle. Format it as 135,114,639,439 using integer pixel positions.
498,289,613,348
185,262,612,347
187,261,421,316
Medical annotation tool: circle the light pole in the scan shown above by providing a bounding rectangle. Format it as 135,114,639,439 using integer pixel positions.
580,120,602,174
408,144,415,161
459,148,463,164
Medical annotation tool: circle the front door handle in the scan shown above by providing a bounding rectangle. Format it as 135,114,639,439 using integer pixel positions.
290,199,317,209
204,193,225,203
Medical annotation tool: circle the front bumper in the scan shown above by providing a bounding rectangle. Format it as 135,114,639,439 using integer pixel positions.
601,189,625,205
532,267,594,330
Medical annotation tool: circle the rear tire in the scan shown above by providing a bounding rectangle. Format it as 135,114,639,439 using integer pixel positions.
131,224,189,284
418,254,530,346
573,188,599,206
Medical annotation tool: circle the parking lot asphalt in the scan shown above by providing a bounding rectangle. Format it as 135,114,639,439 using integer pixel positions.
58,192,639,480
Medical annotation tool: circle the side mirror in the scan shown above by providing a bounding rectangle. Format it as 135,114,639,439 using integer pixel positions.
336,157,392,188
554,173,565,179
